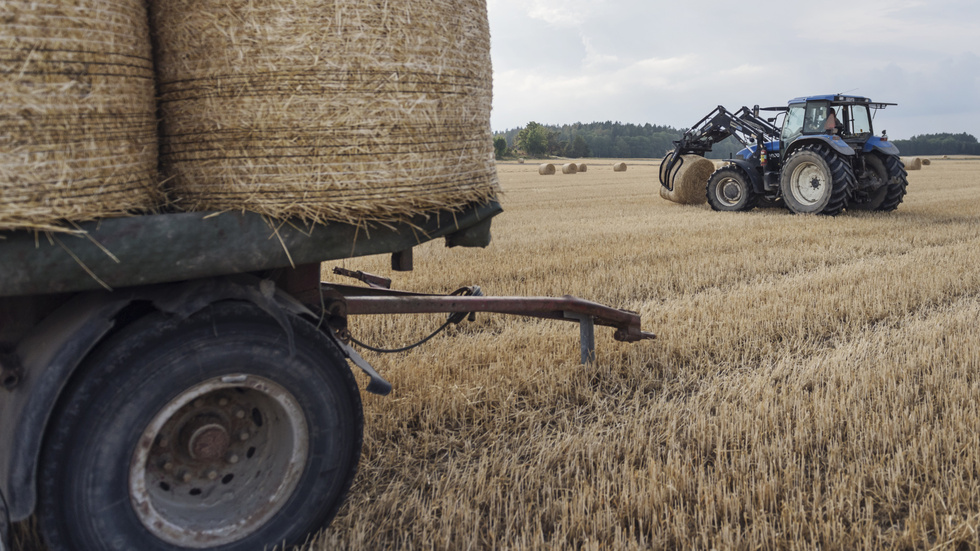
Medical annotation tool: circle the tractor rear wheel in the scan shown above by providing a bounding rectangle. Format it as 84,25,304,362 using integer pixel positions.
37,301,363,551
779,144,853,215
876,154,909,212
849,153,890,210
706,167,758,211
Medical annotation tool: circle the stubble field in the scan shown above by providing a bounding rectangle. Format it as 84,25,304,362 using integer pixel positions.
309,157,980,550
13,158,980,551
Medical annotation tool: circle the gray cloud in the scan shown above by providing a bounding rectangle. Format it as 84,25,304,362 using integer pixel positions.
488,0,980,138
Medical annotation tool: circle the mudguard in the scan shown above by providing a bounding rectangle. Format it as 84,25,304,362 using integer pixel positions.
0,276,345,522
786,135,855,158
862,135,901,156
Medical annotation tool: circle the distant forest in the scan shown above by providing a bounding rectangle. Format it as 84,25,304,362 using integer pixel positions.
892,133,980,156
493,122,979,159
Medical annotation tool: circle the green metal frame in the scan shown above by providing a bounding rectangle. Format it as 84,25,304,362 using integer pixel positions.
0,201,502,297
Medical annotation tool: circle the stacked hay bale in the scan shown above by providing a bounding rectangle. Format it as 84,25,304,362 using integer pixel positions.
538,163,556,175
658,155,712,205
901,157,923,171
613,162,628,172
149,0,499,224
562,163,578,174
0,0,160,231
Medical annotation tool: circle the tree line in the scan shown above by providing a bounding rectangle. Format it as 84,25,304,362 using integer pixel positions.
891,133,980,156
494,122,978,159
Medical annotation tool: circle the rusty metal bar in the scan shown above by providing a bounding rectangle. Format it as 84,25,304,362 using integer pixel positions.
333,286,655,343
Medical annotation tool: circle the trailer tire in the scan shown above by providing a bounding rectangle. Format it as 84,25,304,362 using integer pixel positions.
706,167,758,211
37,301,362,551
779,144,853,215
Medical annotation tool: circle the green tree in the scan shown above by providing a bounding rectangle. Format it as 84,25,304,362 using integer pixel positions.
569,135,590,158
516,121,549,156
493,136,508,159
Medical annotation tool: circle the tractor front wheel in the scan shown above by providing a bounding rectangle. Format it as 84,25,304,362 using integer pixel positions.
779,144,853,215
706,167,758,212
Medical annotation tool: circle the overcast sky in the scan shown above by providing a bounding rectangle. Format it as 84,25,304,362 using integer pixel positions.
487,0,980,140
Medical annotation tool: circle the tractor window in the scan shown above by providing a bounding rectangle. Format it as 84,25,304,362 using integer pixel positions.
849,105,872,137
781,105,805,143
803,102,831,134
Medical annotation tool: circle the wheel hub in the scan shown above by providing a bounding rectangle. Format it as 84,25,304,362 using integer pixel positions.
718,177,743,205
129,375,309,548
792,162,829,205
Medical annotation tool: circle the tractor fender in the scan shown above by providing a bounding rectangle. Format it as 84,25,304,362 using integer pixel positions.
862,135,901,156
785,136,855,158
722,159,766,194
0,276,316,522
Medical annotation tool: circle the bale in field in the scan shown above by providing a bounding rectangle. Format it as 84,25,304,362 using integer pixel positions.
518,158,525,164
562,163,578,174
921,158,932,166
538,163,556,175
658,155,713,205
149,0,499,224
0,0,160,231
613,162,628,172
901,157,923,171
577,163,588,173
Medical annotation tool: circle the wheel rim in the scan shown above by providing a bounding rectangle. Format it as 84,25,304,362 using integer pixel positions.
789,161,829,206
716,176,744,206
129,374,309,548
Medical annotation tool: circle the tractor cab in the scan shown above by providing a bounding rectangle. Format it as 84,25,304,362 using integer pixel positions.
780,95,894,156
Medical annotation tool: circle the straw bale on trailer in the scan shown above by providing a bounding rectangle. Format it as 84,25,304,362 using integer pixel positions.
613,162,628,172
562,163,578,174
901,157,923,171
149,0,499,224
659,155,713,205
577,163,588,173
0,0,160,231
538,163,556,175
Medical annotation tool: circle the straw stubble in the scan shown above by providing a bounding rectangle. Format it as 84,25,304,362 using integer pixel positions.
149,0,500,224
0,0,160,231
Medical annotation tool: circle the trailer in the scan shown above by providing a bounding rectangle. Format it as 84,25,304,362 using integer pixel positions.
0,202,653,551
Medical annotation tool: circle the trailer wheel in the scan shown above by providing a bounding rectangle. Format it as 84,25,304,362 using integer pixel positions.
875,154,909,212
37,301,362,551
706,167,758,211
779,144,853,215
849,153,890,210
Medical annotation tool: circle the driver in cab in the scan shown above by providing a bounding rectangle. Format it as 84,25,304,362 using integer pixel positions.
824,107,841,135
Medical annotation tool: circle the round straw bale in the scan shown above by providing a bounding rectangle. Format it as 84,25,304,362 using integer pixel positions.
0,0,160,231
562,163,578,174
613,162,628,172
901,157,922,171
658,155,713,205
150,0,499,224
538,163,556,175
921,158,931,166
518,158,525,164
577,163,588,173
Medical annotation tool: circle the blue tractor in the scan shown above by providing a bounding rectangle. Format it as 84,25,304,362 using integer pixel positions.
659,95,908,215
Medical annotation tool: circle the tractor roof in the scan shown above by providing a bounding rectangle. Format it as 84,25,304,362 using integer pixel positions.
786,95,896,109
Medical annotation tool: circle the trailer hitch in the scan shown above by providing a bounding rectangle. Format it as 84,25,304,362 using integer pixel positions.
327,276,655,364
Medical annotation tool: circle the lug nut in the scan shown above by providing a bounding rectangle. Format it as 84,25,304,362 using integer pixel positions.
207,470,219,480
235,409,246,419
239,430,250,441
218,398,229,406
193,399,204,408
180,471,192,483
163,462,174,472
158,437,169,448
227,453,240,464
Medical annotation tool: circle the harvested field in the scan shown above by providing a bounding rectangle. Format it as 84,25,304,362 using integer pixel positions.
309,157,980,550
14,158,980,550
